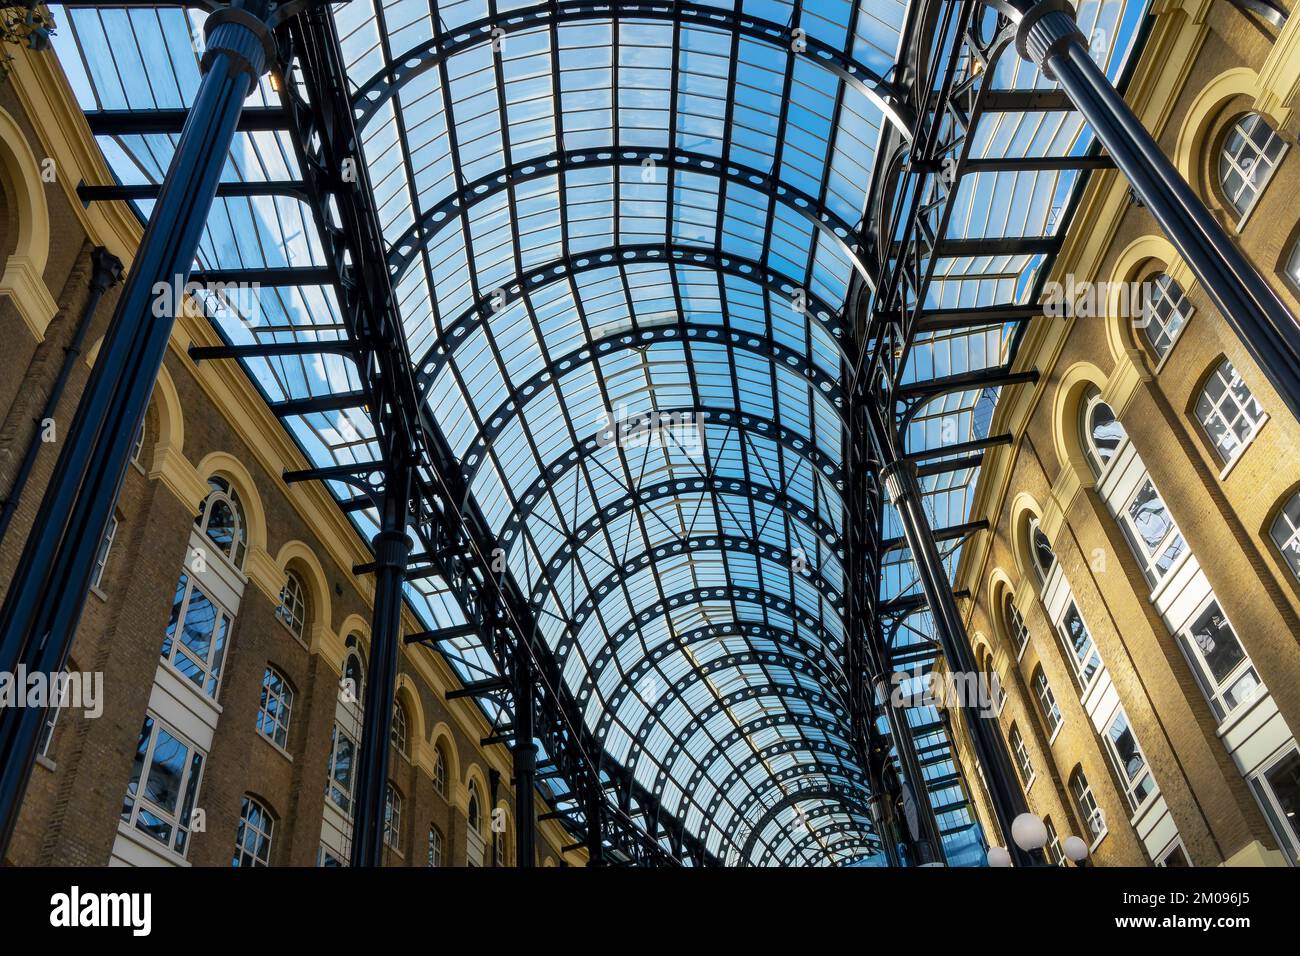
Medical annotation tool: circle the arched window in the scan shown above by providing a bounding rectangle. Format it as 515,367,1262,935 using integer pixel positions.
1270,490,1300,583
1195,358,1265,463
495,824,509,867
1004,597,1029,658
433,743,448,797
1009,723,1033,786
383,784,403,850
343,652,364,707
276,571,307,639
233,796,274,867
1080,391,1127,477
1044,816,1065,866
257,666,294,749
391,699,408,756
1219,112,1285,220
467,783,482,833
1069,767,1105,840
1028,516,1055,583
194,476,247,569
427,826,444,867
1137,274,1191,361
1032,667,1062,737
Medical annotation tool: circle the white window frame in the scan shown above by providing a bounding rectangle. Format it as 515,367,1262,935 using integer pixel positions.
257,666,294,750
384,784,403,852
1056,601,1102,692
1070,769,1107,848
1116,475,1187,589
1136,274,1192,364
36,670,71,760
162,572,233,699
276,571,306,640
433,746,448,797
121,713,206,859
326,723,358,813
428,826,444,866
234,795,274,867
90,513,119,595
1155,840,1191,867
1033,668,1063,740
1219,112,1287,226
1175,597,1262,723
1009,723,1034,790
1044,817,1066,867
1249,744,1300,866
1195,358,1267,468
194,477,247,571
1028,516,1055,586
1006,599,1030,660
1080,391,1128,480
1268,490,1300,586
391,699,408,757
1101,708,1156,813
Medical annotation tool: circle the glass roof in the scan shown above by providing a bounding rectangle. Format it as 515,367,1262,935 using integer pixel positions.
51,0,1150,865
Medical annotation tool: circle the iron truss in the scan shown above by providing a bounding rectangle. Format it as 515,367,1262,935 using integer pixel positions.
11,0,1180,866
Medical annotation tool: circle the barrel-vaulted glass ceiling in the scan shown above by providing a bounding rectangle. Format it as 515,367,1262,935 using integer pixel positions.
52,0,1149,864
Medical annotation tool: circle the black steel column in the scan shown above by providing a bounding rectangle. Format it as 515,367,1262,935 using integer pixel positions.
511,644,538,867
350,466,414,866
867,404,1036,866
998,0,1300,421
0,0,275,857
873,673,944,865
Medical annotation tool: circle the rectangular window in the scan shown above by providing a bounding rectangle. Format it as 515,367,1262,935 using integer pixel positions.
1103,709,1155,810
326,724,357,812
1176,599,1262,721
1118,477,1186,587
120,714,205,857
90,514,118,593
1057,602,1101,689
161,574,232,699
1250,745,1300,865
1044,817,1066,867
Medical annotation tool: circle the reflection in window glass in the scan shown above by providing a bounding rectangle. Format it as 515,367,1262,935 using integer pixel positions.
233,796,274,867
1195,359,1265,463
1138,274,1191,361
1219,112,1285,219
1105,710,1154,809
1252,747,1300,865
1269,491,1300,584
161,574,231,698
1178,600,1260,722
1082,393,1127,475
1058,603,1101,688
327,724,357,812
121,715,204,856
1121,478,1186,586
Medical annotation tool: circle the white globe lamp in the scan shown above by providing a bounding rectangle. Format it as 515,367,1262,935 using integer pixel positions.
986,846,1012,868
1063,835,1090,863
1011,812,1049,852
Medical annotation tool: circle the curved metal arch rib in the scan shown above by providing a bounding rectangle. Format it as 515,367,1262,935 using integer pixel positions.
590,645,855,748
351,0,914,138
412,245,851,387
738,783,878,862
698,742,869,823
388,147,874,289
619,681,848,786
571,583,846,671
458,323,848,480
588,620,848,717
662,713,861,799
758,820,878,867
497,404,844,527
527,526,846,643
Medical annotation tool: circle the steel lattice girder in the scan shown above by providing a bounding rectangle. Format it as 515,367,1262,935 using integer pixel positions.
412,249,849,385
348,0,915,136
386,148,874,288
